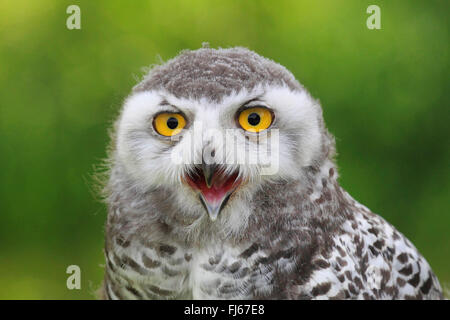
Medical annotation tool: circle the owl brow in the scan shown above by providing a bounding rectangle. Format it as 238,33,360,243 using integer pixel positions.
156,99,181,113
241,95,266,108
159,98,170,105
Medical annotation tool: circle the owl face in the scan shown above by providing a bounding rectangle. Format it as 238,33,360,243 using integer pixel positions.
114,48,324,229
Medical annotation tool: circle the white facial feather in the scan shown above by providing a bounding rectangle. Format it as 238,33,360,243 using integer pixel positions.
117,85,320,185
114,84,322,236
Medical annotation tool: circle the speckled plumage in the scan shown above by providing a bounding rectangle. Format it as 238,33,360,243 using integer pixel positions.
100,47,443,300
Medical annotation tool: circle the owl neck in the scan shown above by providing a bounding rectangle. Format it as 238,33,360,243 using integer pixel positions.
242,158,348,241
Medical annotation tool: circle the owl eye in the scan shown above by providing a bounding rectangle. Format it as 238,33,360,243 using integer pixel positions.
153,112,186,136
238,107,273,133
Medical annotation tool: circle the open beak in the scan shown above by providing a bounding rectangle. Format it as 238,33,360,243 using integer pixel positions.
185,164,241,221
198,192,232,221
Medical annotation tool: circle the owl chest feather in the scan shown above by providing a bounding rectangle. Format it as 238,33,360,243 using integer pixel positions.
104,207,443,300
104,240,275,299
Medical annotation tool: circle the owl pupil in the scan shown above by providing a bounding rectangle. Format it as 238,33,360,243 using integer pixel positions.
167,117,178,129
248,113,260,126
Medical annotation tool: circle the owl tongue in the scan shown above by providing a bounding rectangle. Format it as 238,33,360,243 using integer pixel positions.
185,165,240,221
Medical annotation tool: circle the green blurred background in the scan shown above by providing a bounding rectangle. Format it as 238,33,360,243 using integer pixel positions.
0,0,448,299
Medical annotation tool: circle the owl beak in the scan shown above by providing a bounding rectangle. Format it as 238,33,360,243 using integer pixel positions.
184,165,241,221
200,163,226,221
202,163,215,188
199,193,232,221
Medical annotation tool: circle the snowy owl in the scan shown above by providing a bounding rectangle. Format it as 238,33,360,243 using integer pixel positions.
99,47,443,300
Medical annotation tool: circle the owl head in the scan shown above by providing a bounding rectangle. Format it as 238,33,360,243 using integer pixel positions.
111,47,334,238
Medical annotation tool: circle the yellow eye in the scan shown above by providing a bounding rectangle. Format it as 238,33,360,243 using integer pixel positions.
238,107,273,133
153,113,186,136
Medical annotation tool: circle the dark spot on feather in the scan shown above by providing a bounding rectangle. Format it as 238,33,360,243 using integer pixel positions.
110,283,124,299
209,254,222,265
122,256,145,274
329,291,345,300
148,285,173,296
397,277,406,287
397,253,408,264
373,239,384,250
116,236,130,248
336,256,348,267
385,285,398,298
381,269,391,283
313,259,330,269
126,286,142,298
218,283,237,294
399,264,413,276
348,283,358,295
343,290,350,299
344,270,353,281
408,272,421,287
354,277,364,289
311,282,331,296
142,254,161,268
239,243,259,258
107,259,116,272
337,246,346,257
363,292,373,300
368,245,379,256
420,275,432,295
228,261,242,273
159,244,177,256
329,168,334,177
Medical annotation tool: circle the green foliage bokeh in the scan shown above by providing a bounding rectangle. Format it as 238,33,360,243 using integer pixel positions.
0,0,448,299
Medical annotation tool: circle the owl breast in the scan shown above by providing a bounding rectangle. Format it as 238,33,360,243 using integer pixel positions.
103,207,443,300
103,238,284,299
